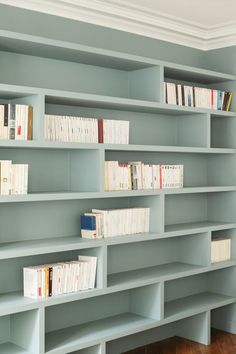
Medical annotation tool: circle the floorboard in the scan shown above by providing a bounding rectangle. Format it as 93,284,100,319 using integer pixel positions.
122,329,236,354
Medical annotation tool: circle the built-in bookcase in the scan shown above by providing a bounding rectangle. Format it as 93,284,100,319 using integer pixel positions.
0,29,235,354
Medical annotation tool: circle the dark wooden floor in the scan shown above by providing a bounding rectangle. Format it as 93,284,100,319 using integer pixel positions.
123,329,236,354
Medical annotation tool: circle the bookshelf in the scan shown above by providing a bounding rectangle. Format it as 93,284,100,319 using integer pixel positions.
0,29,235,354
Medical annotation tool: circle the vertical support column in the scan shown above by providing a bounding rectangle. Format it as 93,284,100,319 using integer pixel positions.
99,147,105,193
11,307,45,354
159,65,165,103
206,231,212,266
101,245,108,289
38,307,45,354
206,113,211,148
100,342,106,354
160,281,165,320
160,193,165,234
176,311,211,345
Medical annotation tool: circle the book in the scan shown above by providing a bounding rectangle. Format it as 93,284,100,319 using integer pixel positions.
165,82,233,111
0,104,33,140
211,237,231,263
81,207,150,238
23,256,98,298
105,161,183,191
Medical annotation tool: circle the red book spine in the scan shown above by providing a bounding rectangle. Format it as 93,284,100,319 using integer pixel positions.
98,118,103,143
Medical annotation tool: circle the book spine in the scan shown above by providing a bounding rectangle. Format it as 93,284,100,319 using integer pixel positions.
27,106,33,140
98,118,103,143
9,104,15,140
49,267,53,297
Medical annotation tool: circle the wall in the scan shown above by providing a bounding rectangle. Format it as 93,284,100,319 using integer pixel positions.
0,4,204,68
204,46,236,74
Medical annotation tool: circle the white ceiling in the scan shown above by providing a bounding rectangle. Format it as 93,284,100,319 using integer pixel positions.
123,0,236,27
1,0,236,50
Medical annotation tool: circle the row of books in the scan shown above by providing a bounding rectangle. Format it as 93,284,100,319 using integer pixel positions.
44,115,130,144
211,238,231,263
23,256,97,299
0,160,28,195
104,161,184,191
164,82,233,111
98,118,129,144
81,207,150,239
0,104,33,140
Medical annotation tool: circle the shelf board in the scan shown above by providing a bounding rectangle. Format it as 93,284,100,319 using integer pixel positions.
104,144,236,154
0,82,235,117
1,29,236,81
107,260,236,289
0,291,40,316
0,140,102,150
0,233,163,259
0,140,234,155
164,292,235,322
164,64,235,84
45,90,236,116
0,236,98,259
161,103,235,117
165,221,236,236
0,29,157,71
0,288,107,316
1,262,235,316
163,186,236,194
0,342,29,354
0,190,161,203
45,313,155,354
0,187,234,203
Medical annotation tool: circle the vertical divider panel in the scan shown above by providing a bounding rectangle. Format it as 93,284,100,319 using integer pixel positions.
38,94,46,141
159,65,165,103
39,308,45,354
160,281,165,320
11,309,42,354
176,311,211,345
206,231,212,266
160,194,165,234
99,148,105,193
130,283,162,321
101,245,107,289
206,114,211,148
100,342,106,354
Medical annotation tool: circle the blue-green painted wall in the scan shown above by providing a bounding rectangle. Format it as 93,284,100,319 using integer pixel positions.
0,4,204,68
204,46,236,74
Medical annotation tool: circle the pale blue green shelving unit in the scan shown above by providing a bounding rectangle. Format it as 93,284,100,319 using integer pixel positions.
0,28,236,354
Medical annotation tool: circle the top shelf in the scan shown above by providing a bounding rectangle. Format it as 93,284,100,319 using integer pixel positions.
0,29,235,82
164,64,235,84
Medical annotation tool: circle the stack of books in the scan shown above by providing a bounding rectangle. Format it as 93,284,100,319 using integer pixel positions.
81,207,150,239
104,161,184,191
0,104,33,140
98,118,129,144
44,115,98,143
164,82,233,111
44,115,130,144
0,160,28,195
23,255,97,299
211,238,231,263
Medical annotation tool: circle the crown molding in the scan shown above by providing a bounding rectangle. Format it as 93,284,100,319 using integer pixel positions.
0,0,236,50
